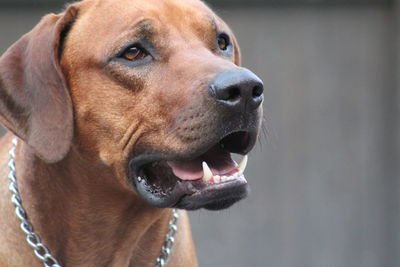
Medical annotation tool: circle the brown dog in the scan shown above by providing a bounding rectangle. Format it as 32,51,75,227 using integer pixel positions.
0,0,263,266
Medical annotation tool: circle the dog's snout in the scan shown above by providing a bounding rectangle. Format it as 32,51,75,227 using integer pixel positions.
209,69,264,112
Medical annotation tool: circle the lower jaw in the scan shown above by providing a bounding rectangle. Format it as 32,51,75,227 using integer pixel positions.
175,177,249,210
132,172,249,210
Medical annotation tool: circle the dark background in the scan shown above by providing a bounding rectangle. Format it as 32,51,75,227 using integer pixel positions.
0,0,399,266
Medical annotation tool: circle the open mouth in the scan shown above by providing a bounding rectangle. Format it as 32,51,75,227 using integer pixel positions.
129,131,253,210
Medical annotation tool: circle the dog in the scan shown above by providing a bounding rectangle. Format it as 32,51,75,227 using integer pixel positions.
0,0,264,266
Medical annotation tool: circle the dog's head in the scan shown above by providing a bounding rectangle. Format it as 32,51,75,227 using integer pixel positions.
0,0,263,210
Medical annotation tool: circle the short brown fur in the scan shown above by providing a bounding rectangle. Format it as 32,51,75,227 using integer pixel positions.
0,0,248,266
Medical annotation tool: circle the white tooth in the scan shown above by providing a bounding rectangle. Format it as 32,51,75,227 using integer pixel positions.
221,176,227,182
238,155,248,174
214,175,221,183
202,162,213,182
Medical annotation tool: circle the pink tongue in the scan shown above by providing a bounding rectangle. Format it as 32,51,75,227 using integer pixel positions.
167,159,203,180
166,146,237,181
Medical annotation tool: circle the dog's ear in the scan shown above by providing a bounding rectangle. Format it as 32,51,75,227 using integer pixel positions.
0,6,78,163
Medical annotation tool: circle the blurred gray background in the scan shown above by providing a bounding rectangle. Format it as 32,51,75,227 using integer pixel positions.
0,0,399,266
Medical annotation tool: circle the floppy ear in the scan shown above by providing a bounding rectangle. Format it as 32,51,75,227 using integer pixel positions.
0,7,77,163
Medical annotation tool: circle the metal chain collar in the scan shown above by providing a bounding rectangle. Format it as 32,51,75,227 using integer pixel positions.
155,208,179,267
7,137,179,267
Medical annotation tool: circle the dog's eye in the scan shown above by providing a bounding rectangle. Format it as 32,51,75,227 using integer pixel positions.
217,34,230,51
121,46,148,61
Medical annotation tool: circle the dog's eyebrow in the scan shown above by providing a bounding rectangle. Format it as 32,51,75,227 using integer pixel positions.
133,20,155,40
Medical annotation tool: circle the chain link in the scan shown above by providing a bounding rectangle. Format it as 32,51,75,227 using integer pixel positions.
7,137,178,267
156,208,179,267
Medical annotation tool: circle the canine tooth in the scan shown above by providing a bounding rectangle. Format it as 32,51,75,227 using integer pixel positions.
238,155,248,174
202,162,213,182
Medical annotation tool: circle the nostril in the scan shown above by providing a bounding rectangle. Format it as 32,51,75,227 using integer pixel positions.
252,85,263,98
220,86,241,102
228,87,241,101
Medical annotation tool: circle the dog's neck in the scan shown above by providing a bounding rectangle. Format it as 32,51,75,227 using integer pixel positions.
14,141,176,267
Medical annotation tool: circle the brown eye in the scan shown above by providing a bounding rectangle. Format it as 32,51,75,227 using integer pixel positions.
121,46,148,61
217,34,230,51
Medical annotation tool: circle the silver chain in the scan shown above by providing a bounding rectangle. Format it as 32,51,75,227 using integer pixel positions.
7,137,179,267
155,208,179,267
7,137,61,267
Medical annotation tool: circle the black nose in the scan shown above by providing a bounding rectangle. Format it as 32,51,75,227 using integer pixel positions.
208,69,264,112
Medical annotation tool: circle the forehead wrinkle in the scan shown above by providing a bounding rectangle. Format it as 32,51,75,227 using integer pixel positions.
104,20,157,58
